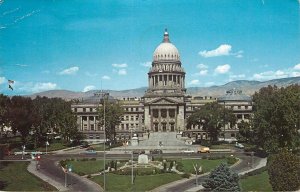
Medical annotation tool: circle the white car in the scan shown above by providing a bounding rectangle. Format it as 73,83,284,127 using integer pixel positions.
235,142,245,149
182,149,195,153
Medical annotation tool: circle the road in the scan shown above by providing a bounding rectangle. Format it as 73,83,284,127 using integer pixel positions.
3,150,260,192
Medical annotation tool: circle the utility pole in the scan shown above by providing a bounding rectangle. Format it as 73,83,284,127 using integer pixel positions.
223,101,226,141
131,129,134,185
95,91,109,191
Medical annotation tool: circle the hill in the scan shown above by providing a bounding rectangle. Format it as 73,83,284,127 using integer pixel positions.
30,77,300,100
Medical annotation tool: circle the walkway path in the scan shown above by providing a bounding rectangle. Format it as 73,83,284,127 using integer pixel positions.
32,155,103,192
151,156,266,192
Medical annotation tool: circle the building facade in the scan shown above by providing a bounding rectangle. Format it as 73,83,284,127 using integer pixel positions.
71,30,252,142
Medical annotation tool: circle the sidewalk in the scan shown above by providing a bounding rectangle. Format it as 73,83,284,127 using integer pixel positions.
185,157,267,192
27,160,68,191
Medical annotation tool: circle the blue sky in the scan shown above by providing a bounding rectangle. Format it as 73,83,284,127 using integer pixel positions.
0,0,299,95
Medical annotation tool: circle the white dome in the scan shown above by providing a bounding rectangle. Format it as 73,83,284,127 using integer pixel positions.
153,30,180,61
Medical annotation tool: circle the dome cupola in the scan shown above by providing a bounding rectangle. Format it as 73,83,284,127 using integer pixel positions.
153,29,180,61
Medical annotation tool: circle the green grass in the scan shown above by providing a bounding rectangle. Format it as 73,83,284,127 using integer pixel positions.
90,144,109,151
66,160,105,175
178,159,229,173
91,173,182,192
240,171,272,192
37,142,68,152
0,162,56,191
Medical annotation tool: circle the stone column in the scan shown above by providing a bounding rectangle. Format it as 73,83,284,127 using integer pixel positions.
144,106,151,131
158,109,161,131
177,106,185,132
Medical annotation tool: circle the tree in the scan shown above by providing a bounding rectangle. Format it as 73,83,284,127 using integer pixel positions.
237,120,252,142
252,85,300,153
97,101,124,143
0,94,9,137
202,163,240,192
7,96,37,143
267,150,300,191
187,102,236,143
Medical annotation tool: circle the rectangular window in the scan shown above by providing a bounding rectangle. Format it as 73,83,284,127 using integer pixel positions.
238,106,241,109
90,108,93,112
83,108,86,112
91,124,95,131
82,116,87,121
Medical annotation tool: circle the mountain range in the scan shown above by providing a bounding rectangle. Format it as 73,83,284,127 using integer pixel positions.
30,76,300,100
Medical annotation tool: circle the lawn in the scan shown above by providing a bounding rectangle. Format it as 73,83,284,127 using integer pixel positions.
177,158,231,173
66,159,105,175
0,161,56,191
65,159,126,176
240,171,272,191
91,173,182,192
36,142,68,152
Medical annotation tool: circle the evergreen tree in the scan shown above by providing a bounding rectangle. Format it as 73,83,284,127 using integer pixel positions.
202,163,240,192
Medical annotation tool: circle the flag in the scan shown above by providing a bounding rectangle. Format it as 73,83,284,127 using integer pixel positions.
8,80,14,84
46,141,49,146
8,84,13,90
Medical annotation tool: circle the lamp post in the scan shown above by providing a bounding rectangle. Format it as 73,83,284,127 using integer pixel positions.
223,101,226,141
95,91,109,191
131,129,134,185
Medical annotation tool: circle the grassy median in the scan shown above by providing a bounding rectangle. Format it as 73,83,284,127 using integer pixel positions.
0,161,56,191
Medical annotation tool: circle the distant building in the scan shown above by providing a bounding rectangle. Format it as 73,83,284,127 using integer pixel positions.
71,30,252,142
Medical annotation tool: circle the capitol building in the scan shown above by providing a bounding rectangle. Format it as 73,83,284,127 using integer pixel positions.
71,30,252,142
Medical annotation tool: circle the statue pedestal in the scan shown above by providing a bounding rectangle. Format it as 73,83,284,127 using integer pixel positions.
131,134,139,146
138,154,149,164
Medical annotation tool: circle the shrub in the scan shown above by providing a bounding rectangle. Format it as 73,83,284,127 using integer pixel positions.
267,150,300,191
81,158,89,161
176,162,184,172
226,156,237,165
77,171,85,176
90,158,96,161
181,173,191,179
202,155,208,159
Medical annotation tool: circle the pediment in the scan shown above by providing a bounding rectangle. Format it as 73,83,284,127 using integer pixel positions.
146,97,183,105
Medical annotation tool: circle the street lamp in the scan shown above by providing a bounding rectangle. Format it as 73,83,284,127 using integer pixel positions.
223,101,226,141
130,129,134,185
95,91,109,191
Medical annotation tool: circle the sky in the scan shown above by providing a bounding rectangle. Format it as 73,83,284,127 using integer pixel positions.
0,0,299,95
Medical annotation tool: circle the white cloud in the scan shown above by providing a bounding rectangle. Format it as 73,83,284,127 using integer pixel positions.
291,72,300,77
140,61,152,67
189,79,200,85
118,69,127,75
252,70,289,81
199,70,208,76
83,85,96,92
0,76,6,84
59,66,79,75
14,10,40,23
112,63,127,68
196,64,208,69
102,75,111,80
31,82,57,92
15,64,28,67
215,64,231,74
294,63,300,70
199,44,232,57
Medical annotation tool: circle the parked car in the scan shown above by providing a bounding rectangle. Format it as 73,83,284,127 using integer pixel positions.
150,149,163,154
133,149,145,154
235,142,244,149
85,147,96,154
182,149,195,154
197,147,210,153
80,142,90,148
